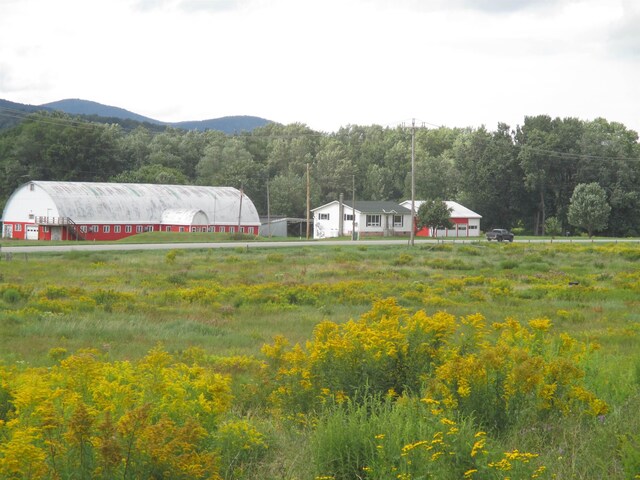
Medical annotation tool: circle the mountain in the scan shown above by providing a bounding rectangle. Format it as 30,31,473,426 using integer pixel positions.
0,98,273,134
0,99,52,130
42,99,159,124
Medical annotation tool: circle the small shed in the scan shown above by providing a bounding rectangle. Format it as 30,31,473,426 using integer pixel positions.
259,217,312,238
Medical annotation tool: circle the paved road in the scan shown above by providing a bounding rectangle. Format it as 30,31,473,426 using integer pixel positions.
1,237,637,254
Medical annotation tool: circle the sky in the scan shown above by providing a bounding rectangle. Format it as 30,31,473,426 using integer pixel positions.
1,0,639,133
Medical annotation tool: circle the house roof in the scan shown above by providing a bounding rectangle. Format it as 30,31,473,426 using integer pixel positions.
345,201,412,214
312,200,412,215
400,200,482,219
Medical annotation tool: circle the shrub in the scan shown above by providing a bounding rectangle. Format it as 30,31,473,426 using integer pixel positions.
0,347,232,479
266,253,284,263
2,288,22,304
393,253,413,266
261,299,607,430
311,396,546,480
215,419,269,479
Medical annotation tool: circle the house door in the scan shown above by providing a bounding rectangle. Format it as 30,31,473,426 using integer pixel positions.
51,227,62,241
26,225,39,240
3,224,12,239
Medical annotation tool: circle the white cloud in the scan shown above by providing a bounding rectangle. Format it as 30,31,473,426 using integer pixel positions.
0,0,638,133
607,0,640,57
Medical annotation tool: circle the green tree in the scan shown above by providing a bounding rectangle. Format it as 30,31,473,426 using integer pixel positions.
516,116,584,235
267,173,307,217
416,200,453,236
544,216,562,238
110,164,189,184
454,124,525,230
314,138,352,204
567,183,611,238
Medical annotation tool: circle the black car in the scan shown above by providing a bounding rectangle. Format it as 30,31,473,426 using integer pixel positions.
486,229,515,242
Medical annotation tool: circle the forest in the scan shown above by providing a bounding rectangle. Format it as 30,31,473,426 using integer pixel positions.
1,111,639,236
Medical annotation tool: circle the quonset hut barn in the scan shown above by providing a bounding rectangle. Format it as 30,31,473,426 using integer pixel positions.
1,181,261,241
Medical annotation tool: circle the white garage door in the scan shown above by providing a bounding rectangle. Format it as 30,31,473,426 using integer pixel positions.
26,225,39,240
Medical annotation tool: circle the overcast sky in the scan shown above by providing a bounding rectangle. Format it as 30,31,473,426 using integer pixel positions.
1,0,638,133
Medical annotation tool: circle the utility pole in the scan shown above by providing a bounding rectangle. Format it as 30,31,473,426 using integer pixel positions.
410,118,416,247
237,183,244,233
266,177,271,238
352,174,356,240
306,163,310,240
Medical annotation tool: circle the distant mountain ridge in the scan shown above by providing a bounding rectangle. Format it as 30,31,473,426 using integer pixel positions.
0,98,273,134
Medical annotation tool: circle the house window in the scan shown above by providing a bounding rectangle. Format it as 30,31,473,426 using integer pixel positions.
165,226,171,232
191,227,196,232
240,227,245,233
136,225,143,233
458,225,467,230
393,215,403,227
80,226,87,233
15,224,22,231
469,225,478,230
103,225,110,233
28,213,34,220
229,226,235,233
114,225,121,233
29,184,35,191
366,215,381,227
145,226,153,232
92,225,99,233
43,226,49,233
319,213,330,220
125,225,132,233
344,214,353,221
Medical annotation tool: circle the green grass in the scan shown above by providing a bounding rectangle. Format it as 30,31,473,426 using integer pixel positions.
2,242,640,478
0,242,638,365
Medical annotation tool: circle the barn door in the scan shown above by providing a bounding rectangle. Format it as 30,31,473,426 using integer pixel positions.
26,225,39,240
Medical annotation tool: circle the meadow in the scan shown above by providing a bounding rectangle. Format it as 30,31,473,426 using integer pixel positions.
0,241,639,479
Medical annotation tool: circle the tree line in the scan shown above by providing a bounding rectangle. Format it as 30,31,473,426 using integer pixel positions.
1,111,639,236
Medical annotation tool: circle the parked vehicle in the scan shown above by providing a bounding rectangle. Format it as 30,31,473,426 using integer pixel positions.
486,228,514,242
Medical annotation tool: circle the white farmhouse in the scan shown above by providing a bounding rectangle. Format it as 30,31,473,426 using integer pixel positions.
312,200,413,239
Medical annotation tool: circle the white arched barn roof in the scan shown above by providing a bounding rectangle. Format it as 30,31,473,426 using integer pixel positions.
160,209,209,226
2,181,260,226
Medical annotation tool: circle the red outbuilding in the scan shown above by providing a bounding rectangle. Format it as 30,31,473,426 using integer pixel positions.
400,200,482,238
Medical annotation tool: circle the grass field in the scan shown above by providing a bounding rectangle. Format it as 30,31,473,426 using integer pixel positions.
1,241,639,478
